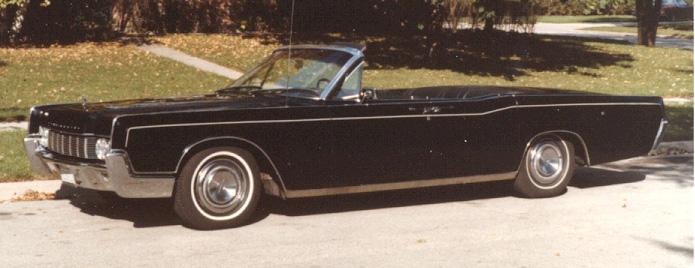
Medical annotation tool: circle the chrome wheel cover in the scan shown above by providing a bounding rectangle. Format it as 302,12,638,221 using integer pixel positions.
194,158,249,215
528,140,565,187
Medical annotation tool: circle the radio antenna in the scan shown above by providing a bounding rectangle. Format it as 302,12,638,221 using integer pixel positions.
285,0,296,107
286,0,295,89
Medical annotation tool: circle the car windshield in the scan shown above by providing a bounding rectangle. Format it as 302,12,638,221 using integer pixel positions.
229,49,354,97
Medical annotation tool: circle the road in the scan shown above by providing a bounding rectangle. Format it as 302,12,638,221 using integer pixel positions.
455,22,693,50
533,22,693,50
0,156,692,267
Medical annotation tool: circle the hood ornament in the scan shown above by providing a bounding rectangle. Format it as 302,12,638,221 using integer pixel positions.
82,95,88,110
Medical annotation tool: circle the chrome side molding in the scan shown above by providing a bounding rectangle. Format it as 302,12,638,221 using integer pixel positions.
283,172,516,198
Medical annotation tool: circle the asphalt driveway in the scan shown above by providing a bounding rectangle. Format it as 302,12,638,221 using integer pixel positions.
0,155,692,267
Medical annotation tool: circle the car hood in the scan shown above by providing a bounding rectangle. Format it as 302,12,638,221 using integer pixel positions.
29,93,307,135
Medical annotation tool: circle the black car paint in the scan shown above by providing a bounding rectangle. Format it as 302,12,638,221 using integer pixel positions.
28,86,664,192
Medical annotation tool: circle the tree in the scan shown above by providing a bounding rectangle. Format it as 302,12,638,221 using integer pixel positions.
0,0,31,45
635,0,662,46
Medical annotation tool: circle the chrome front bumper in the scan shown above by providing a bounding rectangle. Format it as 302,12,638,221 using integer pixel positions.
24,137,175,198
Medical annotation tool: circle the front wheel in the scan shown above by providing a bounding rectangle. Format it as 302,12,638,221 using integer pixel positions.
174,147,261,229
513,136,575,198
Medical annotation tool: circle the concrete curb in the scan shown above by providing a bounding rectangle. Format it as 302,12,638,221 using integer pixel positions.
0,180,63,203
649,140,694,156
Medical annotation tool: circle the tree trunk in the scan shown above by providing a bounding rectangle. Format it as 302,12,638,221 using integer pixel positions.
9,0,30,44
483,17,494,32
636,0,662,46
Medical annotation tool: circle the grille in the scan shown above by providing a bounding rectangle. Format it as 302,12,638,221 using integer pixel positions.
46,130,99,159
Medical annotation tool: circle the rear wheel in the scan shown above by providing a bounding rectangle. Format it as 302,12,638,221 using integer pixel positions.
513,135,575,198
174,147,261,229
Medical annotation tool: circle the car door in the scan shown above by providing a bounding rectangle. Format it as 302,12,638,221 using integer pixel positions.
428,96,521,178
326,98,435,188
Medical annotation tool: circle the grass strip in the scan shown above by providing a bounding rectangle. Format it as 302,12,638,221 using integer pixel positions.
0,130,38,182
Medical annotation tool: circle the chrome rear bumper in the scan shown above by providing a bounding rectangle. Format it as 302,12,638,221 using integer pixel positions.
650,119,669,151
24,137,175,198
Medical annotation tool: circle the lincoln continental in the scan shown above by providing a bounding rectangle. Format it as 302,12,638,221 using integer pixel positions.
24,43,667,229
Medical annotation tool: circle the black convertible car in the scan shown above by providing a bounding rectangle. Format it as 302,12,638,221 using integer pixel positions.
25,43,667,229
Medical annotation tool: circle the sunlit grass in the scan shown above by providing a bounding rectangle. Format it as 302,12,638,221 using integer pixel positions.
0,42,232,121
664,102,694,141
0,130,38,182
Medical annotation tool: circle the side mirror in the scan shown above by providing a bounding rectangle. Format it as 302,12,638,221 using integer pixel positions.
360,87,375,103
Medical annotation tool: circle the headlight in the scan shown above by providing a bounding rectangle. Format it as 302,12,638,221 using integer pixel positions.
95,138,111,160
38,126,49,147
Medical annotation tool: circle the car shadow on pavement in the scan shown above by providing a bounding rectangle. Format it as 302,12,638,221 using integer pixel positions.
569,166,646,188
266,166,651,218
56,185,180,228
261,180,516,217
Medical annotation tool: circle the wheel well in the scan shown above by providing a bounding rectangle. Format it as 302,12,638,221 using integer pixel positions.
527,131,591,166
175,137,286,193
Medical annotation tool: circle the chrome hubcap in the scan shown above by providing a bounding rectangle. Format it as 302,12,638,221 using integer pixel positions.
195,158,248,214
529,141,564,185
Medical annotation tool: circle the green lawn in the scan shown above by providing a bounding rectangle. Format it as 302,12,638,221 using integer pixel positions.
152,33,693,98
0,42,232,121
580,22,694,39
664,102,694,142
0,130,38,182
538,15,637,23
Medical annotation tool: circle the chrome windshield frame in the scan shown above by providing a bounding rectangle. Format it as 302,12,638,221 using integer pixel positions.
233,45,365,101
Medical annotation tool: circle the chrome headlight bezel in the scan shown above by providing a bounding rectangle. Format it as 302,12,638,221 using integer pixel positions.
95,138,111,160
38,126,49,147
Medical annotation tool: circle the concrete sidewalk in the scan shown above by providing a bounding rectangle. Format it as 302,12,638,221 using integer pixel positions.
137,44,243,79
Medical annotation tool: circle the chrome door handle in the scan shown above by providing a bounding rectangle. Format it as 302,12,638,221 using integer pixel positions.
423,106,441,114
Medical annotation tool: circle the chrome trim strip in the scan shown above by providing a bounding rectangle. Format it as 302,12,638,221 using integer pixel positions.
84,138,89,158
124,102,662,147
332,61,364,100
276,45,363,56
650,119,668,151
319,55,363,100
283,172,516,198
